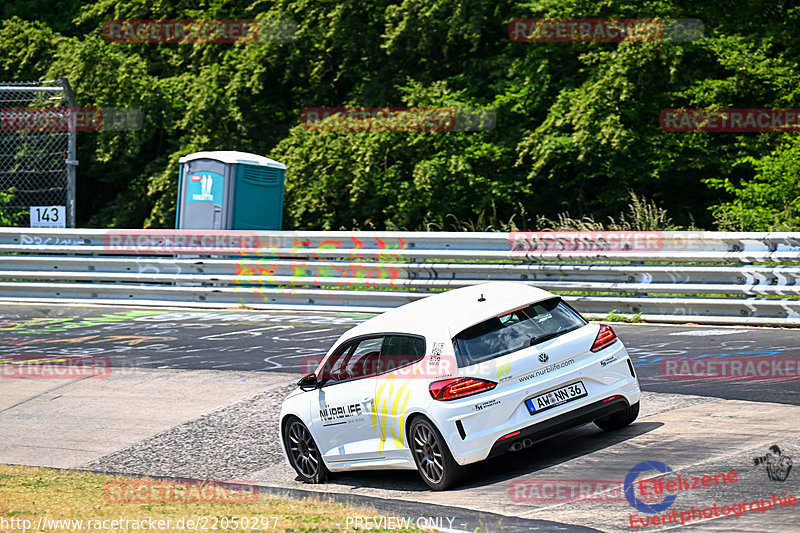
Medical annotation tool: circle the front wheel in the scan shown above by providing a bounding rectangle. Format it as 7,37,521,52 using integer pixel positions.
283,417,329,483
594,401,640,431
409,417,465,490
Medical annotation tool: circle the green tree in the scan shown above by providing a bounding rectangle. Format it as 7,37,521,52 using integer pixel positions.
707,135,800,231
0,0,798,230
0,189,24,226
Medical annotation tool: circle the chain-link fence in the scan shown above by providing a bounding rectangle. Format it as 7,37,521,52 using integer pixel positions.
0,78,76,227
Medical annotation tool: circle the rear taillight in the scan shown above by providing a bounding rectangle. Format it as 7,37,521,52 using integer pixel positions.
590,324,618,352
429,377,497,401
498,430,520,441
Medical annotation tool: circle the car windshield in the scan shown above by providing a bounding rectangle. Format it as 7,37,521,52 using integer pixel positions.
452,298,586,367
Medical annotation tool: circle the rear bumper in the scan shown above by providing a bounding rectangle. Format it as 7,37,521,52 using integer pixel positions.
434,342,641,466
485,395,631,459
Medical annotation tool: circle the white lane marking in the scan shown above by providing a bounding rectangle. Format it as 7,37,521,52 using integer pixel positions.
283,328,336,336
668,329,749,336
198,325,294,340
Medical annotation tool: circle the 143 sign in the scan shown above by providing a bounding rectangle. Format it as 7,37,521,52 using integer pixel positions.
30,206,66,228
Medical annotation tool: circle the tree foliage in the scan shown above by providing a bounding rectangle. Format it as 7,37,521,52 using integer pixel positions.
0,189,24,226
707,135,800,230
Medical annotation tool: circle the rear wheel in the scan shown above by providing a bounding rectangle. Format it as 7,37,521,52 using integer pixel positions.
409,417,465,490
594,401,639,431
283,417,329,483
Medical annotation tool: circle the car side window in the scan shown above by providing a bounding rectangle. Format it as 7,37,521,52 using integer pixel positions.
379,335,426,373
317,335,427,384
341,337,383,379
316,342,354,382
319,336,384,384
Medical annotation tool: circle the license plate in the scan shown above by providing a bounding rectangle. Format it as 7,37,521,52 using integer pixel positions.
525,381,587,415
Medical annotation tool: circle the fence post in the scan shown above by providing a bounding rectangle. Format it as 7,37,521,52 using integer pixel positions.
60,77,78,228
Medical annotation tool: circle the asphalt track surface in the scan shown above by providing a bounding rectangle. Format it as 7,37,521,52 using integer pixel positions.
2,303,799,532
1,304,798,404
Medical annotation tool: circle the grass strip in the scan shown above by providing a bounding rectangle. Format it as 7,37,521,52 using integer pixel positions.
0,464,423,532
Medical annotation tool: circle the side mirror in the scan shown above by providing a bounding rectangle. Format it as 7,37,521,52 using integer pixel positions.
298,373,318,391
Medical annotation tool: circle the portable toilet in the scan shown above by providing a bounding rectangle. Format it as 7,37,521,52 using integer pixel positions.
176,150,286,230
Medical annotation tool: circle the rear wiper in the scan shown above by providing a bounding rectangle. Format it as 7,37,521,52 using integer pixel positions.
530,329,571,346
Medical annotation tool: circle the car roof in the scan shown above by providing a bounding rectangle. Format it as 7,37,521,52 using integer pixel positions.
339,282,556,343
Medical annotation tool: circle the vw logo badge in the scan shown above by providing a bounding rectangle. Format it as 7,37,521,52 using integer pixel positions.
539,352,549,363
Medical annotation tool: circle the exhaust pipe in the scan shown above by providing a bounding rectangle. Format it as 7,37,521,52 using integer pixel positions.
508,442,523,452
522,438,533,448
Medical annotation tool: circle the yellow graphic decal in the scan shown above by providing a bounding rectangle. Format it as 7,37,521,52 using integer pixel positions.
497,363,511,379
371,364,418,456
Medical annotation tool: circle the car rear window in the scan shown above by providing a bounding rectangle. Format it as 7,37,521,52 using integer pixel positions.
452,298,587,367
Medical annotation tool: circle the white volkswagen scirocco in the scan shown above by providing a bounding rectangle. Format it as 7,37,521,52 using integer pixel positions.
280,282,641,490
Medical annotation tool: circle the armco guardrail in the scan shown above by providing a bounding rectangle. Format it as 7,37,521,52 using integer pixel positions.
0,229,798,325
